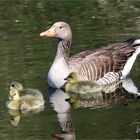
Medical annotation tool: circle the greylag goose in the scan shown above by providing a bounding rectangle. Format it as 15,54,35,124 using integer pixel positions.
64,72,102,98
40,21,140,88
7,82,44,110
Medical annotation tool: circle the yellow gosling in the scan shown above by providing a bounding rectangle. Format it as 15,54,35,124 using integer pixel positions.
6,82,44,110
64,72,102,98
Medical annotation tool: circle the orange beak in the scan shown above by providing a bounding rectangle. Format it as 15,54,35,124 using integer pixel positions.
40,27,56,37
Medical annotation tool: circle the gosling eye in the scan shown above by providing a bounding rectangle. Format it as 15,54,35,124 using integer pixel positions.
11,84,15,87
68,75,72,79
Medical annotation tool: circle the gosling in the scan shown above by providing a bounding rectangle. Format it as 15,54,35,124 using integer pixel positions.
7,82,45,110
64,72,102,98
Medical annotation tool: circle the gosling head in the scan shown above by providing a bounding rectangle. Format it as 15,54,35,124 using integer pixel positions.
10,82,23,91
9,82,23,96
40,21,72,40
64,72,80,84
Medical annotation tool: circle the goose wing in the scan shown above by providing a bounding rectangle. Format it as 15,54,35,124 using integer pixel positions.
69,41,136,80
20,89,43,100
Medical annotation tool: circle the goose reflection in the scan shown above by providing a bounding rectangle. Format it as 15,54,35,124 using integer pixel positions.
48,88,76,140
8,106,44,127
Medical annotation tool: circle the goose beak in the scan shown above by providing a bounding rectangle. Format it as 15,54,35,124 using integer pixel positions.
40,27,56,37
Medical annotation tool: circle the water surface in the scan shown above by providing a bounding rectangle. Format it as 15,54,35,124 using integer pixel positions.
0,0,140,139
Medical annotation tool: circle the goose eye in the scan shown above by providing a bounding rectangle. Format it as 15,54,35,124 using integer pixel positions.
59,26,62,29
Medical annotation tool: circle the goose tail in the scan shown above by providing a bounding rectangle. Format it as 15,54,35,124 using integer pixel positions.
133,38,140,46
121,38,140,78
133,39,140,55
98,38,140,85
126,38,140,46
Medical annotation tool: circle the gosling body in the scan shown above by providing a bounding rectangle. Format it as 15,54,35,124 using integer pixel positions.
7,82,44,110
65,72,102,98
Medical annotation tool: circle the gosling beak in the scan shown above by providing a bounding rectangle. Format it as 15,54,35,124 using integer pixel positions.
64,77,68,81
40,27,56,37
9,95,13,100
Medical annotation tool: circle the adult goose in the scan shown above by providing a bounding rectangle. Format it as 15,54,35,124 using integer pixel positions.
40,21,140,88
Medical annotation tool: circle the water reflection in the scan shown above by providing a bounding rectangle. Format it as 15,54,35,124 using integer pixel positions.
48,76,140,139
8,106,44,127
49,88,75,140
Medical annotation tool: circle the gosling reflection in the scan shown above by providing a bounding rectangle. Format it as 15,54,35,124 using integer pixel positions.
9,109,21,127
6,82,45,110
48,88,76,140
8,106,44,127
65,92,107,109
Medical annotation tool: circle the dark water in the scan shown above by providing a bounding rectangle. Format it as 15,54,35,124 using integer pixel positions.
0,0,140,139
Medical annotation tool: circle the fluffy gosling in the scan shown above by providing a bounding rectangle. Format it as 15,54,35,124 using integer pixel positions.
7,82,45,110
64,72,102,98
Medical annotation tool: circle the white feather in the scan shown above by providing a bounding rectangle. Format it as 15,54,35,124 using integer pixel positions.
122,78,140,96
48,57,70,88
134,39,140,45
121,46,140,78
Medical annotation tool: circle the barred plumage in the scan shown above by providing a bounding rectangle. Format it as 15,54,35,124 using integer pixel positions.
40,22,140,88
97,72,122,86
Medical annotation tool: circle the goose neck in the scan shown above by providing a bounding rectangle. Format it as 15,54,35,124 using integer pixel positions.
57,38,71,59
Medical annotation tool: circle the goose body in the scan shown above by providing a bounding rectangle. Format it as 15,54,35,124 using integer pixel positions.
40,22,140,88
64,72,102,98
7,82,44,110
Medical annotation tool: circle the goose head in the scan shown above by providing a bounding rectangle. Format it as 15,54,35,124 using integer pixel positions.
64,72,80,84
40,21,72,40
